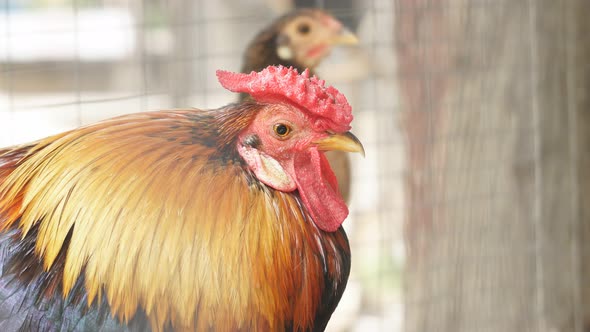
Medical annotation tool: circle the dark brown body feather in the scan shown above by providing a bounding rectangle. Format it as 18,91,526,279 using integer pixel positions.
0,104,350,331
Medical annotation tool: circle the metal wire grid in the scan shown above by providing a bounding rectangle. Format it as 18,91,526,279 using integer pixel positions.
0,0,399,331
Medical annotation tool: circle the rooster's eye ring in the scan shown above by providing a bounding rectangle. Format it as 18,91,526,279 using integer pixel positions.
273,123,291,138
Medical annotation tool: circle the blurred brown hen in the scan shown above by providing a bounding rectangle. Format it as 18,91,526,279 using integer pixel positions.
241,8,358,202
0,66,364,331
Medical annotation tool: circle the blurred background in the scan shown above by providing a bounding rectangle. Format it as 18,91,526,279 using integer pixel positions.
1,0,588,331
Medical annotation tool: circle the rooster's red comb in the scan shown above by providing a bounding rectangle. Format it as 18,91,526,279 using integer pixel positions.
216,65,353,133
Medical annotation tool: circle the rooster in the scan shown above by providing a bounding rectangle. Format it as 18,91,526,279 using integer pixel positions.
0,65,363,331
241,8,358,203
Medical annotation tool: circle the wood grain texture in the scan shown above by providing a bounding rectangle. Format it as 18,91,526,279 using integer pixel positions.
398,1,585,331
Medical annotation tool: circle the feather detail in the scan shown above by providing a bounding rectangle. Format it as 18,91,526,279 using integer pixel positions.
0,107,350,331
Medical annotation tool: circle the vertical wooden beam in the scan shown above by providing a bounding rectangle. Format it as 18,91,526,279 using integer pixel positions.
398,1,584,331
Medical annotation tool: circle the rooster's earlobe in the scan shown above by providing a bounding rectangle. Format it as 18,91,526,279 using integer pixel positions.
237,143,295,192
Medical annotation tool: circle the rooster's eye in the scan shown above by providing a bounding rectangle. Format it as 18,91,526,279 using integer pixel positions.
273,123,291,138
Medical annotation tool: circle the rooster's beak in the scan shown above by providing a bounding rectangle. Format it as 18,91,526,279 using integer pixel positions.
329,29,359,46
315,132,365,157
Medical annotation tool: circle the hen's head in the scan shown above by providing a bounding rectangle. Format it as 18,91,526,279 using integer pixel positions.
242,9,358,74
217,65,364,232
277,9,358,69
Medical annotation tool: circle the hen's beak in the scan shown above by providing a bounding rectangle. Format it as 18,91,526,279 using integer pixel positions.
329,29,359,46
315,132,365,157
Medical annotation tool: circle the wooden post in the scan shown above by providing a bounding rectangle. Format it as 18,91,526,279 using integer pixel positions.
398,1,587,331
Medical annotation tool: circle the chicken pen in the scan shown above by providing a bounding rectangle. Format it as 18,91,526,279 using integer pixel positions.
0,0,588,331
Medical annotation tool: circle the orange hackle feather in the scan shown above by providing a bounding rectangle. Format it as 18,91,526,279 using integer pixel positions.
0,107,349,331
